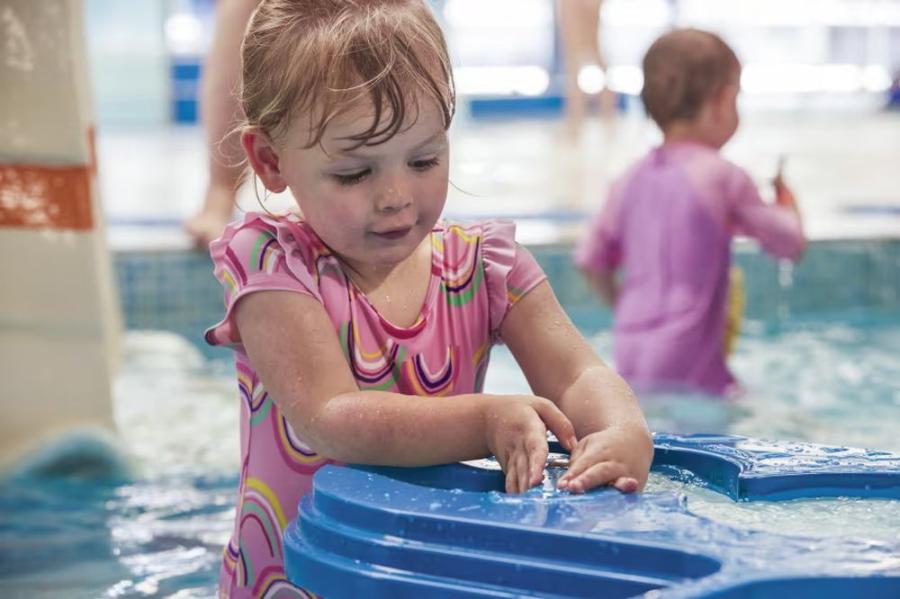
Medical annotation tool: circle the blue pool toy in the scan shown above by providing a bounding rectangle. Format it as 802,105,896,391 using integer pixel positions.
284,434,900,598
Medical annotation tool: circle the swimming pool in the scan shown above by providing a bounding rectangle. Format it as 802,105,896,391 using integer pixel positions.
1,239,898,597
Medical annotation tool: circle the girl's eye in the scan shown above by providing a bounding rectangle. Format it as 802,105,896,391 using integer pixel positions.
333,169,370,186
410,157,440,171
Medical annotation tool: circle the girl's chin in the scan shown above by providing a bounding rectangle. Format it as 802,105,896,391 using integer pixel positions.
345,245,420,271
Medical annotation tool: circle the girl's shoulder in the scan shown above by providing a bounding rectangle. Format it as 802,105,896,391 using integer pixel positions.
210,211,330,268
436,219,545,332
208,211,336,305
435,218,521,265
205,212,336,348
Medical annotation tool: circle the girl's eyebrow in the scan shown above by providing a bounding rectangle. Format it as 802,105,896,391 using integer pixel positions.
410,130,448,150
327,130,447,162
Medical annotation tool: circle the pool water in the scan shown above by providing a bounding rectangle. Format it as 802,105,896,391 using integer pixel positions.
463,456,900,546
1,316,898,597
487,315,900,453
0,334,236,598
644,467,900,546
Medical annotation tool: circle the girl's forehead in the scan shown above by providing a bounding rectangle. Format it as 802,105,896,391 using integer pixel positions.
315,100,445,153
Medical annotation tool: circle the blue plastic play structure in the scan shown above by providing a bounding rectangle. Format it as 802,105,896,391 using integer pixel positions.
284,434,900,598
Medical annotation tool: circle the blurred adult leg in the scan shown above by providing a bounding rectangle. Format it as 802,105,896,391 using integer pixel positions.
592,1,617,121
184,0,260,247
557,0,604,137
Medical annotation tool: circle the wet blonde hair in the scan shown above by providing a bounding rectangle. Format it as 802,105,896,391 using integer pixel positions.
240,0,455,149
640,28,740,129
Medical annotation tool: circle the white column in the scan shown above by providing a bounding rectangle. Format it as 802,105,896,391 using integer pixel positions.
0,0,122,472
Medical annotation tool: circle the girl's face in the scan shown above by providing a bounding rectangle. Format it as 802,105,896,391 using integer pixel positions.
247,98,450,273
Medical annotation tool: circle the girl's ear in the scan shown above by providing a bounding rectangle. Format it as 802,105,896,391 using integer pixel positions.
242,129,288,193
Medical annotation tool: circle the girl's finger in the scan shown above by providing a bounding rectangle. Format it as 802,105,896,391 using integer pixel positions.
567,461,627,494
515,450,530,494
558,443,592,486
568,437,587,464
505,458,518,494
528,438,549,488
613,476,639,493
495,451,508,475
533,400,577,452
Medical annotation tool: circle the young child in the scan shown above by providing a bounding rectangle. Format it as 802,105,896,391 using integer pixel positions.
205,1,653,596
574,29,805,397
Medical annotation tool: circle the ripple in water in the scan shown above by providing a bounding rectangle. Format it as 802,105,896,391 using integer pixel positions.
644,471,900,545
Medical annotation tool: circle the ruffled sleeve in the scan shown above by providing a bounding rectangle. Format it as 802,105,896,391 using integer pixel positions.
204,212,325,348
481,219,547,336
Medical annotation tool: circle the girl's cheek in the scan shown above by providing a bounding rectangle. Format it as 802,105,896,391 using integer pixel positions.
328,201,368,232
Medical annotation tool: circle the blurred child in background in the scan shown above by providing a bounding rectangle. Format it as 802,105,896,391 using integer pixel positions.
574,28,805,396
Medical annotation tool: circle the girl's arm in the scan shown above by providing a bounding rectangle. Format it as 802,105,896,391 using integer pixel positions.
233,290,576,481
500,281,653,493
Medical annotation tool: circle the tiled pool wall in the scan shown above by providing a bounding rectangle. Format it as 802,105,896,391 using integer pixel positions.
115,238,900,352
542,238,900,332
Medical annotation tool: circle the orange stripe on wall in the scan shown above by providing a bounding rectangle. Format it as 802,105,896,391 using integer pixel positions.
0,164,93,231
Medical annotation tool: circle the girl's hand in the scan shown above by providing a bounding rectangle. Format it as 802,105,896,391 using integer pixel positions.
483,396,578,494
557,426,653,494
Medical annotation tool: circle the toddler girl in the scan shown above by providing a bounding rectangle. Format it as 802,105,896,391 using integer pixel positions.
206,1,653,596
575,29,805,396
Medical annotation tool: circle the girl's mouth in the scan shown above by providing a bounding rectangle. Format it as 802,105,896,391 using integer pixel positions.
372,226,413,240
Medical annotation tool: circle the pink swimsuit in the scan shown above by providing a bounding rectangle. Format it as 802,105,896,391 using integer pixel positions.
207,213,545,598
575,142,804,395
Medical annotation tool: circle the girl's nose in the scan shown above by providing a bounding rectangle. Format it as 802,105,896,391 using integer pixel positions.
375,182,412,213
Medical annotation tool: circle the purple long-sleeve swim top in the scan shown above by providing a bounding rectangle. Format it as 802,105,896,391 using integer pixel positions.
574,141,804,395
